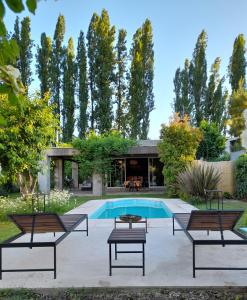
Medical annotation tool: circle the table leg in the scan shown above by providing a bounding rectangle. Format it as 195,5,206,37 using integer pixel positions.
109,243,112,276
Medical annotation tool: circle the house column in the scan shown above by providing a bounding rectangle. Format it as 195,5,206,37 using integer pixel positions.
92,173,104,196
38,154,51,194
54,159,64,190
72,162,79,189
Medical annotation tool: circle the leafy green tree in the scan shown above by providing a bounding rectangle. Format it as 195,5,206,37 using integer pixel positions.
50,14,65,124
73,131,135,193
228,79,247,137
0,0,37,125
63,37,76,142
0,94,59,198
189,30,207,126
228,34,246,92
94,9,115,133
77,30,88,138
87,13,100,130
129,19,154,139
158,114,202,196
196,120,226,161
204,57,227,131
0,0,37,17
36,32,52,97
173,59,192,117
115,29,128,135
12,16,33,93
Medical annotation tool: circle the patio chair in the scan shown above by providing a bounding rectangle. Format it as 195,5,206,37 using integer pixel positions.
0,212,88,279
172,210,247,277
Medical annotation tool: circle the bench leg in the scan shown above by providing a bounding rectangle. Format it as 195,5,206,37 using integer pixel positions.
86,216,89,236
0,247,2,280
115,243,117,260
54,246,56,279
109,243,112,276
142,243,145,276
172,216,175,235
192,243,195,278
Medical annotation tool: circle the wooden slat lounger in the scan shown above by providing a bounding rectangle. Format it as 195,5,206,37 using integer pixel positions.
0,213,88,279
172,210,247,277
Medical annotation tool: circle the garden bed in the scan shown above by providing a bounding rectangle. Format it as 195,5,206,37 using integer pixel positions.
0,287,246,300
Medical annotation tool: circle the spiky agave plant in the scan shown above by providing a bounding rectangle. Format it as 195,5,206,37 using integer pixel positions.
177,163,221,197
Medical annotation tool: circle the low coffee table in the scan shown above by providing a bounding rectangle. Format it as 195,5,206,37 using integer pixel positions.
107,228,146,276
114,214,148,233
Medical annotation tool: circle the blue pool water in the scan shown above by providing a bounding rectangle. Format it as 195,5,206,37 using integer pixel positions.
90,199,172,219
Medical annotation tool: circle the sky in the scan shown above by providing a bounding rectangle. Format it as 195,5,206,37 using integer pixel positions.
4,0,247,139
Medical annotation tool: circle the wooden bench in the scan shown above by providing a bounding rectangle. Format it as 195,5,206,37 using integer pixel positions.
0,213,88,279
173,210,247,277
107,228,146,276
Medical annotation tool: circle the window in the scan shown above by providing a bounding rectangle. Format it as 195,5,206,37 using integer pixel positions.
149,158,164,186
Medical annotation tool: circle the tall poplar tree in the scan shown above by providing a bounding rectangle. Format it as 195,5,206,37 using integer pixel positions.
228,34,246,92
228,79,247,137
51,14,65,124
129,19,154,139
115,29,128,134
204,57,227,130
128,28,144,139
36,32,52,97
87,13,100,130
12,16,33,93
173,59,191,117
12,17,21,70
94,9,115,133
77,31,88,138
63,37,76,142
173,67,182,113
189,30,207,126
180,59,191,116
140,19,154,139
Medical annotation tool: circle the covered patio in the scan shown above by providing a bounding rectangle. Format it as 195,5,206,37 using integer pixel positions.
38,140,165,195
0,198,247,288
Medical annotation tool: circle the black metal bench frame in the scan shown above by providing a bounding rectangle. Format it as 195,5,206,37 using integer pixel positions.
114,217,148,233
0,213,88,279
172,210,247,278
107,228,146,276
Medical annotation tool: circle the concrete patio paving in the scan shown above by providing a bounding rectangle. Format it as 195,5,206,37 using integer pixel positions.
0,198,247,288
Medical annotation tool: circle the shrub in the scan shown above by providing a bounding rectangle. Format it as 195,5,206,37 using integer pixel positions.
158,114,202,196
223,192,232,199
235,154,247,200
210,151,230,162
196,120,226,161
0,190,74,221
177,163,221,198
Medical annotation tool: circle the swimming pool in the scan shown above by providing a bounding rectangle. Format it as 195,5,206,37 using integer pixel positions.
90,199,172,219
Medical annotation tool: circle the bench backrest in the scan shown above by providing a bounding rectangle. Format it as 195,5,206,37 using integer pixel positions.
9,213,67,233
187,210,244,231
